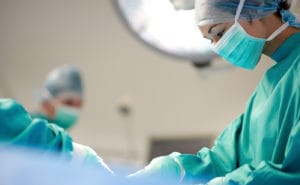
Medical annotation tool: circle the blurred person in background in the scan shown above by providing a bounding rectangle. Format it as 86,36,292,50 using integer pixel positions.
0,65,113,175
31,64,83,130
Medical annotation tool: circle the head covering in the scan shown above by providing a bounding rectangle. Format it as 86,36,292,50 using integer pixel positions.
169,0,195,10
195,0,300,28
40,65,83,101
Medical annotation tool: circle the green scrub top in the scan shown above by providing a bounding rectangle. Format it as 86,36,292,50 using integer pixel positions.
31,112,53,124
0,99,114,174
130,32,300,185
0,99,73,157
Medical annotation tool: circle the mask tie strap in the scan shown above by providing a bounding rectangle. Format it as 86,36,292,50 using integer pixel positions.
267,0,298,41
266,23,289,41
235,0,246,22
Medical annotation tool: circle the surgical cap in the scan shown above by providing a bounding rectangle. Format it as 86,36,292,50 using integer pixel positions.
195,0,300,28
42,65,83,99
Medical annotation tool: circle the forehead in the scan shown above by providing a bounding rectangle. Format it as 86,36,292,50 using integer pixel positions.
198,23,222,35
198,24,213,34
198,22,233,35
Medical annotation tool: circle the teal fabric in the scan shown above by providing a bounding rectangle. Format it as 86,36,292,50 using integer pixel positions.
30,112,51,123
0,99,114,173
31,108,78,130
130,32,300,185
0,99,73,156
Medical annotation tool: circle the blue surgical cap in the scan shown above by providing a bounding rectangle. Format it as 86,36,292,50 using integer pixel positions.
195,0,300,28
42,65,83,99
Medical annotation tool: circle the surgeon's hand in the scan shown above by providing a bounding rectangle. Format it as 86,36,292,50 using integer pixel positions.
128,152,183,184
206,177,225,185
73,142,113,174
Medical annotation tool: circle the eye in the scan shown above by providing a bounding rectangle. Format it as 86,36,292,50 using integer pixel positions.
212,29,225,39
217,30,225,38
62,99,75,106
209,24,226,40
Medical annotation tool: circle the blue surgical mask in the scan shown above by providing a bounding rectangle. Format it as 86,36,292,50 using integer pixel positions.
54,106,79,129
212,0,289,70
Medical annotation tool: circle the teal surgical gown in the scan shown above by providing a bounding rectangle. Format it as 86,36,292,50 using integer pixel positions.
0,99,113,174
30,112,54,125
130,32,300,185
0,99,73,156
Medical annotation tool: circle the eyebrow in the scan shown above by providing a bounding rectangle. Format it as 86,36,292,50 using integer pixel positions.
208,24,218,34
202,24,219,40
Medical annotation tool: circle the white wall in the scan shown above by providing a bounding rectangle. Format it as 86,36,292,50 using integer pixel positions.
0,0,298,168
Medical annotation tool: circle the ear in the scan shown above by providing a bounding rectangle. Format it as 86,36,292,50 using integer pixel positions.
41,100,56,119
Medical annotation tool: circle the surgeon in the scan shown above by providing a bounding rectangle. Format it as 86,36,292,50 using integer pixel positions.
128,0,300,184
31,65,83,130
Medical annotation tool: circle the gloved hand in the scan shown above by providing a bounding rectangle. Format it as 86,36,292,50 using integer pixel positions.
72,142,113,174
128,152,183,184
206,177,225,185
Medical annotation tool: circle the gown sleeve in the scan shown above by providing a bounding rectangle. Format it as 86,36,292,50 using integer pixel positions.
218,120,300,185
130,113,300,185
0,99,113,174
128,115,244,184
208,86,300,185
0,98,73,156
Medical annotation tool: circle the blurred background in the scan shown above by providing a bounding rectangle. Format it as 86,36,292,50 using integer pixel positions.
0,0,299,172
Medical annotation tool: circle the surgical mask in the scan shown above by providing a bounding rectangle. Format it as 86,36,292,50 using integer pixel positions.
212,0,289,70
54,105,79,129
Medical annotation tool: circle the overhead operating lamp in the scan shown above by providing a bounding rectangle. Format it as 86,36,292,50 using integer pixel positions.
114,0,216,65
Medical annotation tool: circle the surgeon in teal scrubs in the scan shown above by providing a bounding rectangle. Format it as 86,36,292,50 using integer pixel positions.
31,65,83,130
129,0,300,184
